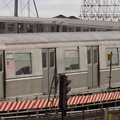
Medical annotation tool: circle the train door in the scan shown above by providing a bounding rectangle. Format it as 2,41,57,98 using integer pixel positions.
87,46,99,87
42,48,56,94
0,51,4,98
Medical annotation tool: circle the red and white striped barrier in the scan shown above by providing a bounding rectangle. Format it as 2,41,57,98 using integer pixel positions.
67,92,120,105
0,91,120,112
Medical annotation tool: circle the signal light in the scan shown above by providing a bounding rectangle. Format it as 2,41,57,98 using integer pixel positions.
59,74,71,111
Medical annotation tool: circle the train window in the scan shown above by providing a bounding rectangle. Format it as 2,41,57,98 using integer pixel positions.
50,52,55,67
27,24,37,33
8,23,15,33
76,27,81,32
82,28,89,32
27,25,33,33
106,48,119,66
68,27,74,32
94,49,98,63
45,26,49,32
87,50,91,64
15,53,32,75
64,49,79,70
63,26,67,32
18,23,23,33
107,29,112,31
42,52,47,68
37,24,43,32
91,28,96,31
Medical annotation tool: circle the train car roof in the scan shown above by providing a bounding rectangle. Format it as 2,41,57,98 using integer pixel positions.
0,16,120,29
0,31,120,49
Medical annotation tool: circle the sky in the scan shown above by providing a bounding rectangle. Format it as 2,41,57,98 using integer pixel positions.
0,0,82,18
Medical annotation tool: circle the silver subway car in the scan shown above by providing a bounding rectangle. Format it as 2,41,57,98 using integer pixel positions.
0,32,120,99
0,16,120,34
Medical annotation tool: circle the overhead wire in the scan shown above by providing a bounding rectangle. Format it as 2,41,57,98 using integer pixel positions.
0,0,39,17
33,0,39,17
20,0,23,16
28,0,39,17
19,0,37,17
28,0,30,17
19,0,30,16
0,0,13,15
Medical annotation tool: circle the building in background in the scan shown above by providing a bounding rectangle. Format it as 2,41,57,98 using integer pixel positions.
80,0,120,21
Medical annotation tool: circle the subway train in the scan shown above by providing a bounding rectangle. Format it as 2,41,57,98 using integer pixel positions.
0,16,120,34
0,31,120,100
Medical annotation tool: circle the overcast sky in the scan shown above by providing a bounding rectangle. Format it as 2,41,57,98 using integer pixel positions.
0,0,82,17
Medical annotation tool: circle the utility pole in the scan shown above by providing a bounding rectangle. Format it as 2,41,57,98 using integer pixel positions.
14,0,18,17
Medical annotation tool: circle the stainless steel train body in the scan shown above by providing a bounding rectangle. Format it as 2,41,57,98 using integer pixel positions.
0,31,120,99
0,16,120,34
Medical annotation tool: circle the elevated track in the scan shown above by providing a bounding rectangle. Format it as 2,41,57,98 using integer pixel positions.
0,88,120,119
1,107,120,120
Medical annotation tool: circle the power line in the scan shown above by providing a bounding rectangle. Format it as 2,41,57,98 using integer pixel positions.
19,0,29,16
20,0,23,16
18,0,39,17
0,0,13,15
0,0,39,17
28,0,30,17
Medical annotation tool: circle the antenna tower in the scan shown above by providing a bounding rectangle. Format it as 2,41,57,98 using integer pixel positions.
79,0,120,21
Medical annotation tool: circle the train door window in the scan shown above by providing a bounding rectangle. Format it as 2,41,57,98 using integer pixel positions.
42,52,47,68
87,50,91,64
106,48,119,66
64,48,79,70
94,49,98,63
50,52,55,67
15,53,32,75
